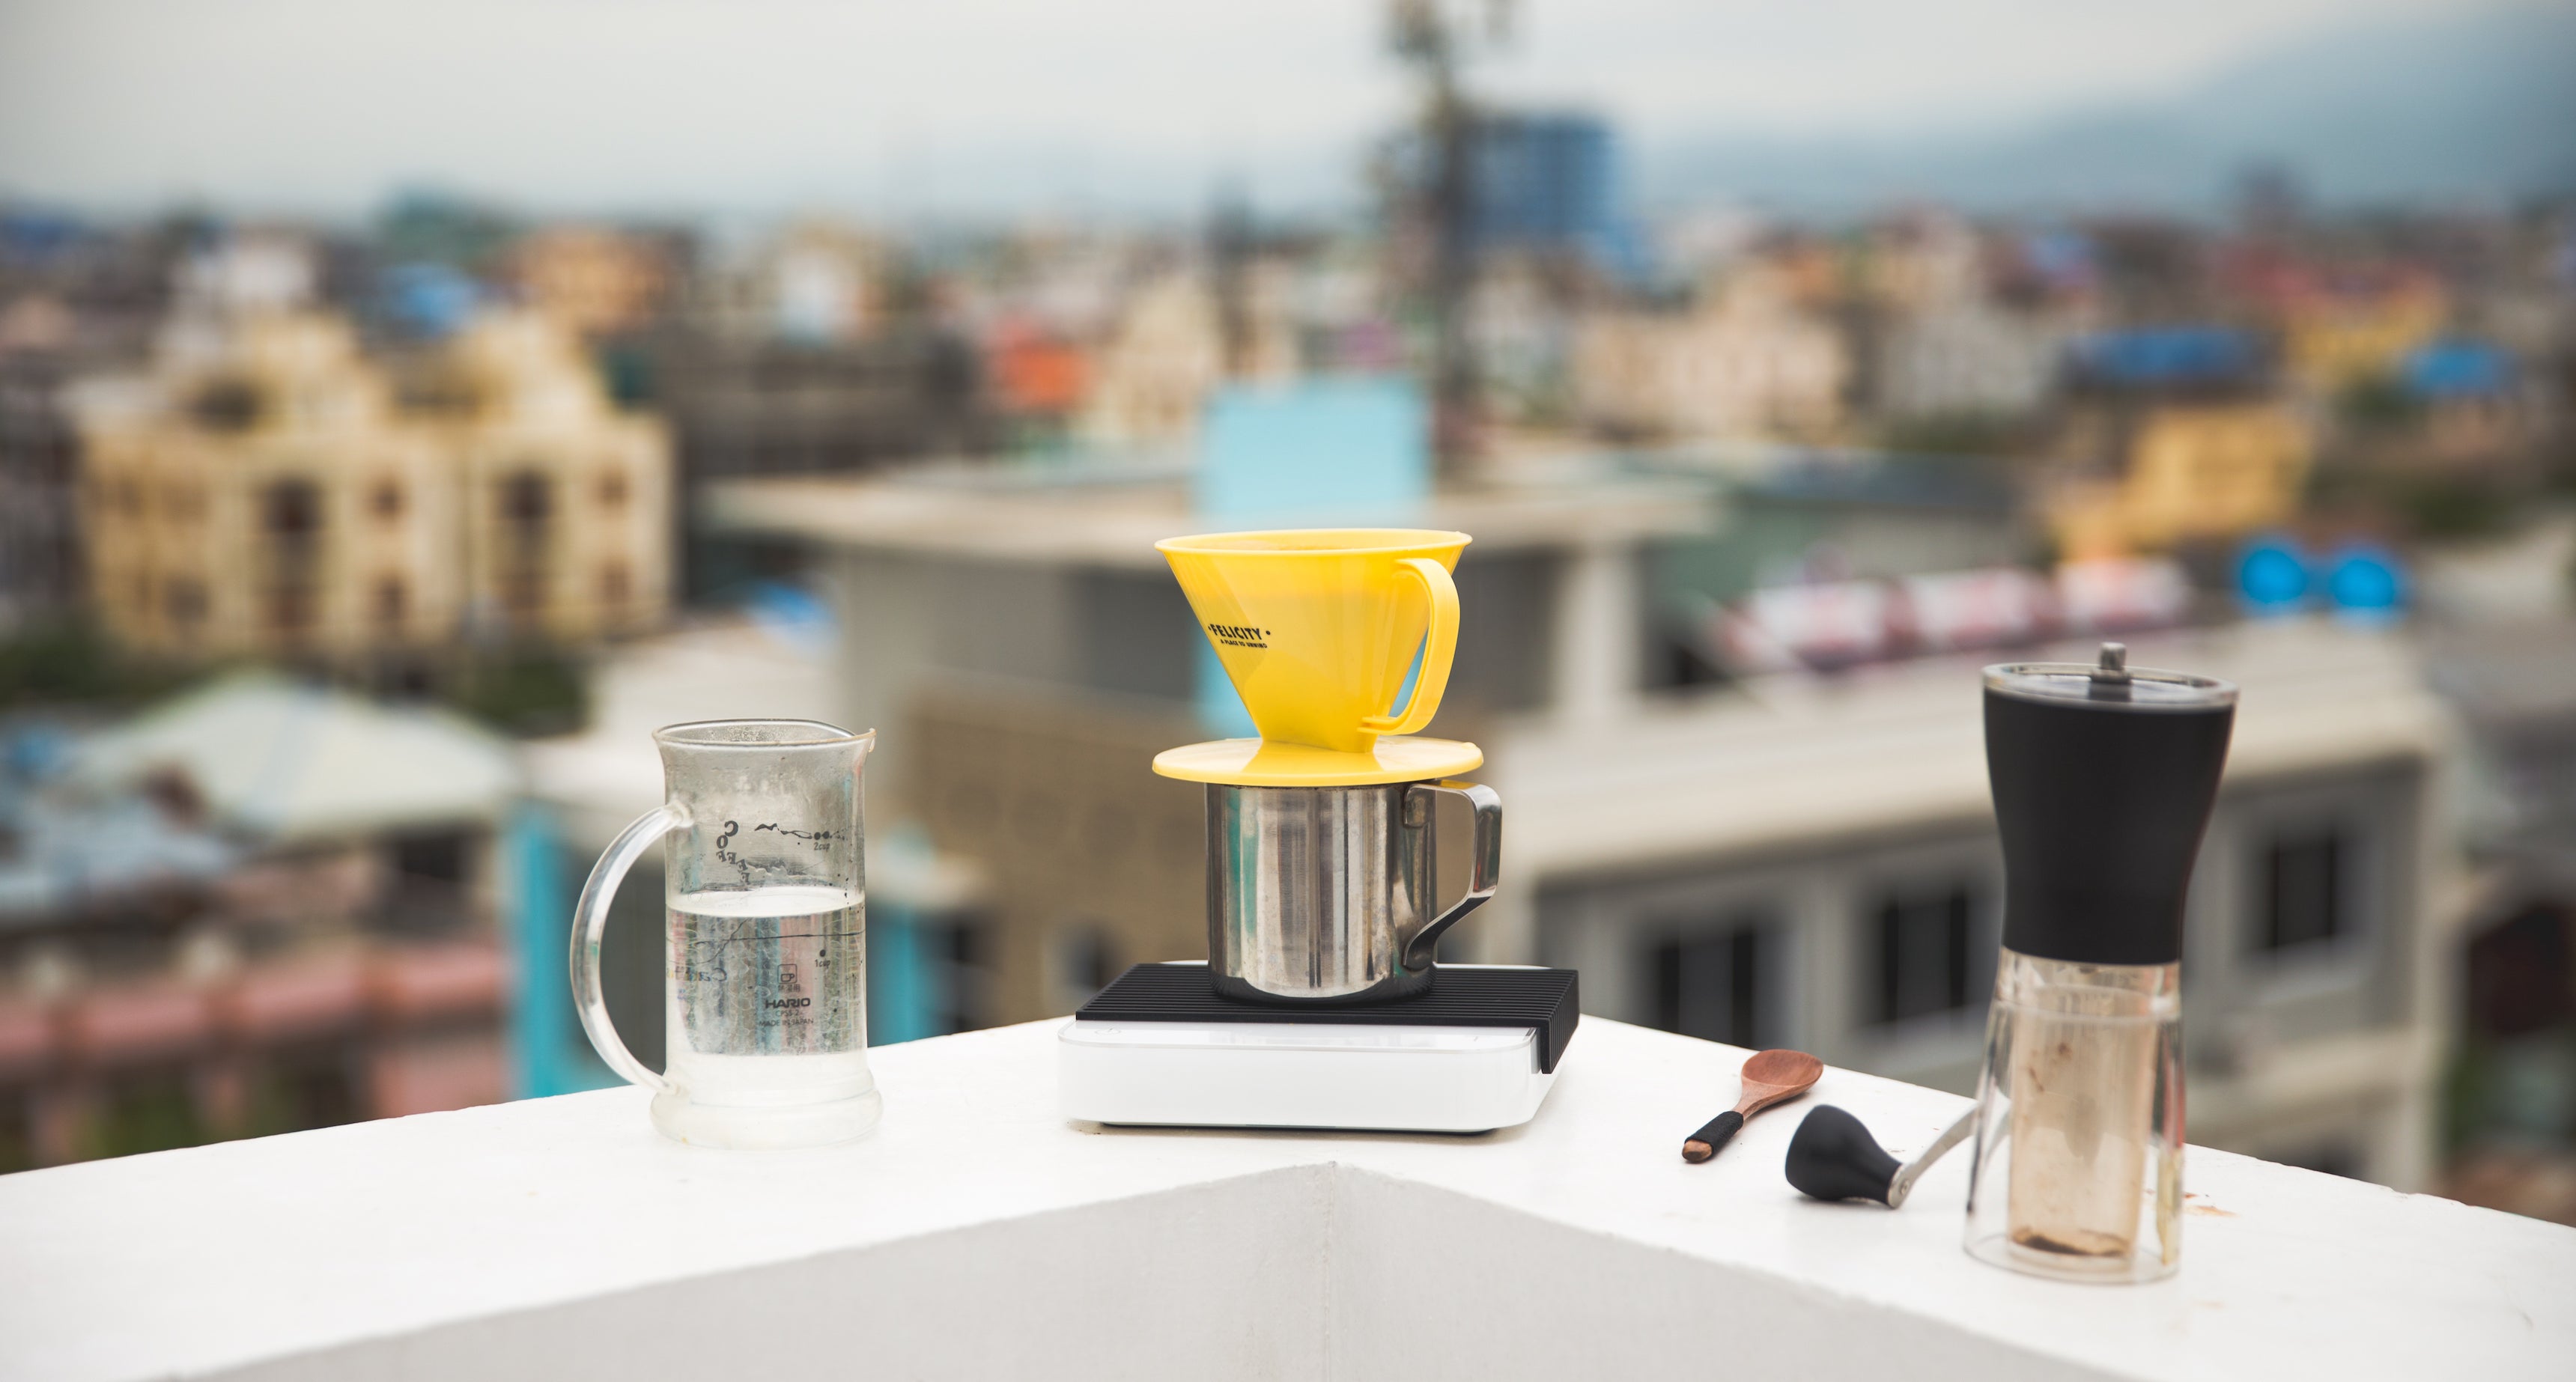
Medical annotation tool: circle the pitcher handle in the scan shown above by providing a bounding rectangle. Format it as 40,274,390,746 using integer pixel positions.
571,804,679,1095
1400,779,1502,970
1359,556,1460,738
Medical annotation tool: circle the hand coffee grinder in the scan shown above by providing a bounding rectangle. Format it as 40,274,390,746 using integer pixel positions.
1963,643,2236,1282
1057,529,1579,1133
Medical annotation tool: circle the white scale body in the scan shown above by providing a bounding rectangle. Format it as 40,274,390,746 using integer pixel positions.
1057,968,1564,1134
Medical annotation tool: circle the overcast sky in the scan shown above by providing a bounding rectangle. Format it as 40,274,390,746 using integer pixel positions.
0,0,2514,218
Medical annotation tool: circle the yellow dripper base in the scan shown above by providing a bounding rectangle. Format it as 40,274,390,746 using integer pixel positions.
1152,736,1483,788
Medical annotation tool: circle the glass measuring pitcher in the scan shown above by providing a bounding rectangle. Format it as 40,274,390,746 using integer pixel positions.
571,719,881,1149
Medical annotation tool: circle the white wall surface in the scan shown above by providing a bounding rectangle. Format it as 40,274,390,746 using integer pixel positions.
3,1018,2571,1381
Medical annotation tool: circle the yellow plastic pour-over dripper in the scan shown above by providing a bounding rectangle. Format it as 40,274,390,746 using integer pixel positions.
1158,528,1469,757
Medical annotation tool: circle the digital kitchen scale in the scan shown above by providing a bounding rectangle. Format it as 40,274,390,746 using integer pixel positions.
1058,962,1579,1133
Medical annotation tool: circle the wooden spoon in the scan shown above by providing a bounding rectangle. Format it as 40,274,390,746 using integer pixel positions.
1681,1048,1825,1163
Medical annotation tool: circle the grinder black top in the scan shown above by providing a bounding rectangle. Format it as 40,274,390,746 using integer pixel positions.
1983,643,2238,967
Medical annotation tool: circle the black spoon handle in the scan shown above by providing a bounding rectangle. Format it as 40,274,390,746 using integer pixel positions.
1680,1109,1744,1162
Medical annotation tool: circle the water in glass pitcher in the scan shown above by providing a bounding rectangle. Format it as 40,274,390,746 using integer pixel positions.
665,885,869,1106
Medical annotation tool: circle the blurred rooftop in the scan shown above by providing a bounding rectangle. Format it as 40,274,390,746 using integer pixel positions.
70,672,519,845
704,460,1717,569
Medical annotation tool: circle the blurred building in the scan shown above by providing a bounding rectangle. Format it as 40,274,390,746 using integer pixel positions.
0,212,197,629
2045,327,2312,558
2050,404,2312,558
1850,210,2086,421
0,298,88,627
374,192,517,278
1466,261,1579,425
2398,340,2548,472
1528,621,2460,1190
0,673,519,1170
511,226,674,341
622,222,999,596
172,228,318,320
640,323,988,599
1874,301,2070,421
1573,267,1846,441
1465,112,1646,283
1081,270,1232,449
441,312,675,643
2282,266,2449,394
2420,579,2576,1223
700,221,893,346
1643,448,2038,664
73,309,670,663
982,320,1091,424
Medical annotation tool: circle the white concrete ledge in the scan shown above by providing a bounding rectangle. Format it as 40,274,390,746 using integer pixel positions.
4,1018,2572,1381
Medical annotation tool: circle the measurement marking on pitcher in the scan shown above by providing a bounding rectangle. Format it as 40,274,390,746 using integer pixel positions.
688,919,864,982
669,886,867,1059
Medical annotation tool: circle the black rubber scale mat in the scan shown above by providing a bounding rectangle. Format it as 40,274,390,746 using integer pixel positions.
1075,964,1580,1074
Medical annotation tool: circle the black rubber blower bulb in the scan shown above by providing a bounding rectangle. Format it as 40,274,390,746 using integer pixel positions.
1784,1104,1901,1205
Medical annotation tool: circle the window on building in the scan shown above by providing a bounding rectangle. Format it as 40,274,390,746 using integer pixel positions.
162,577,207,627
598,562,631,609
2261,828,2345,952
261,478,320,538
260,478,322,641
499,472,553,618
190,377,264,432
501,471,552,526
1871,884,1977,1026
371,480,404,520
264,585,316,636
393,831,469,883
373,576,407,630
1647,918,1776,1050
597,469,628,509
383,830,475,934
1051,925,1122,1012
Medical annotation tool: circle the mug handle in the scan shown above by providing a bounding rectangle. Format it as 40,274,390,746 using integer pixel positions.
569,805,679,1095
1358,556,1460,737
1400,779,1503,971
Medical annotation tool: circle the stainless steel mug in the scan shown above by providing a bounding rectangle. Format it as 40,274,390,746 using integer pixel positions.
1205,778,1501,1004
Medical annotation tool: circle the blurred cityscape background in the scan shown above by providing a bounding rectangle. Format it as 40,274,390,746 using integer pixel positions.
0,0,2572,1224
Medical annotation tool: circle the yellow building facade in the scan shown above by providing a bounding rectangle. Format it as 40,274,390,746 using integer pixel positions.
2049,403,2314,558
79,311,670,661
2284,273,2446,392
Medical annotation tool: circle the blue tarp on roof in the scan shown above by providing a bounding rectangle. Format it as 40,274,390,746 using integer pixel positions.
2402,340,2512,398
2068,327,2259,388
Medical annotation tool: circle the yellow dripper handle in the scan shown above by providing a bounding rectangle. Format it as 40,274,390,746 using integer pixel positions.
1359,556,1459,737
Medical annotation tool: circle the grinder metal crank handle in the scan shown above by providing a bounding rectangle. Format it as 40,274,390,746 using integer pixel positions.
1784,1105,1976,1208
